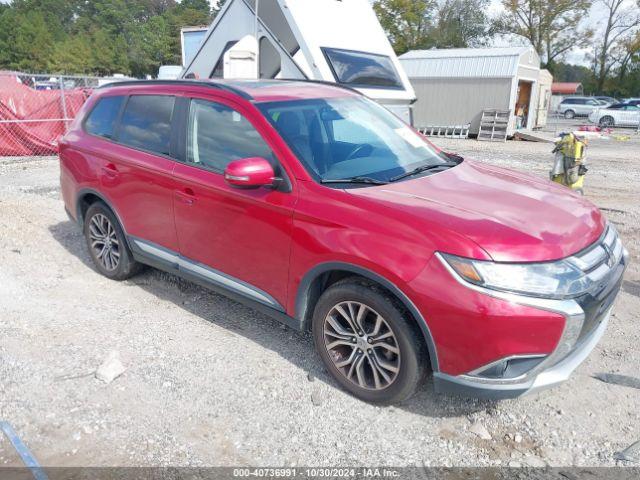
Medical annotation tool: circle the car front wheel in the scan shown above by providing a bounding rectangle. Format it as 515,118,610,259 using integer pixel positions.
83,202,142,280
599,116,614,127
312,278,427,404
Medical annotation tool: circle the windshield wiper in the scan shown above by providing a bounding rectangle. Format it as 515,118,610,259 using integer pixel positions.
446,152,464,162
389,162,458,182
321,176,389,185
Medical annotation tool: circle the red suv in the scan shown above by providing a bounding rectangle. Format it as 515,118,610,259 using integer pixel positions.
59,80,628,404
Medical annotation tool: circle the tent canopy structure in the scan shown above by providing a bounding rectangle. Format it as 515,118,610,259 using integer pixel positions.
181,0,416,123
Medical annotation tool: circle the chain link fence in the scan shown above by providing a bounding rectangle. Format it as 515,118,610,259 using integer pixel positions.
544,110,640,137
0,72,114,158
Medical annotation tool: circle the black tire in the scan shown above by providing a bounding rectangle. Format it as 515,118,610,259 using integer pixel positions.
564,110,575,119
83,201,142,280
312,277,427,404
599,116,614,127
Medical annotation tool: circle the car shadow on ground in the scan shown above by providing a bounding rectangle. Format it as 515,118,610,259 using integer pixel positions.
49,220,496,418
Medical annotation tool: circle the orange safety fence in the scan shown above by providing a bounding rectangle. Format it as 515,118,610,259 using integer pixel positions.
0,73,92,157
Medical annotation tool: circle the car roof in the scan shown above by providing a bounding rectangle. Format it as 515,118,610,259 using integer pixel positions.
98,79,359,103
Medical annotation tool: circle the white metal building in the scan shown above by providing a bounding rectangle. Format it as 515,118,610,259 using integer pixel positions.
535,69,553,129
181,0,416,123
399,47,543,135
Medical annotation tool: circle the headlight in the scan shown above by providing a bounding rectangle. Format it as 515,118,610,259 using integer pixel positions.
440,253,592,299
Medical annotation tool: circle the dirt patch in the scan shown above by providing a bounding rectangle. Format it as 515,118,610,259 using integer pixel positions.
0,147,638,467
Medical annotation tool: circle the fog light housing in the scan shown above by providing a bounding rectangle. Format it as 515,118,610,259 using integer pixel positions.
469,355,547,380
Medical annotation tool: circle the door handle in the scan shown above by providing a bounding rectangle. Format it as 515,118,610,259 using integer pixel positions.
101,163,118,177
174,188,196,206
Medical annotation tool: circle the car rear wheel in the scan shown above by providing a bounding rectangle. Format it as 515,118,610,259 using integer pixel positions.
599,116,614,127
83,202,142,280
312,278,427,404
564,110,575,119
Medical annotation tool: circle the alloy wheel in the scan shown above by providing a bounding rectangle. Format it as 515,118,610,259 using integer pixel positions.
600,116,613,127
88,213,120,271
323,301,400,391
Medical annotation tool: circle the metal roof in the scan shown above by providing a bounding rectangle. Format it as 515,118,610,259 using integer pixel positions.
399,47,536,79
551,82,583,94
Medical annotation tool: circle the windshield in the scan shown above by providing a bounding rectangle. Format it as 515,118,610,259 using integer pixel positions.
258,96,454,186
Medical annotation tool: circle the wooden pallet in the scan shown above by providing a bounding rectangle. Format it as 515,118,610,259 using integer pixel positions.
478,110,510,142
418,124,470,139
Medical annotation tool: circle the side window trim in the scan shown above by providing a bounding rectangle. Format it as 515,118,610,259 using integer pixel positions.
171,96,189,162
111,94,130,143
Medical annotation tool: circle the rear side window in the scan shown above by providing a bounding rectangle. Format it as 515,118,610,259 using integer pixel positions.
186,99,273,172
85,96,125,139
118,95,175,156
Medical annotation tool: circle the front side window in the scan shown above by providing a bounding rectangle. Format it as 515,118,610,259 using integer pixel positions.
187,99,274,172
118,95,175,156
85,96,125,139
258,96,452,186
322,47,402,89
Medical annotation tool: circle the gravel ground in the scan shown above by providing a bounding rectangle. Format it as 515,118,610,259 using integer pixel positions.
0,132,639,468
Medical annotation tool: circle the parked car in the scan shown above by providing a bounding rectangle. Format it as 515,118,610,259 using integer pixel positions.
557,97,603,118
588,103,640,127
594,96,617,105
59,80,628,403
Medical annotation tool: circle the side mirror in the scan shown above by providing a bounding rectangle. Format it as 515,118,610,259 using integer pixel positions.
224,157,279,189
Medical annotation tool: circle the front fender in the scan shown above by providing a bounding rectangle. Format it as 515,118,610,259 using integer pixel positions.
294,261,440,372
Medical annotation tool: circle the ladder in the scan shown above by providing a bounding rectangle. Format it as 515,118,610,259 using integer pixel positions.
478,109,510,142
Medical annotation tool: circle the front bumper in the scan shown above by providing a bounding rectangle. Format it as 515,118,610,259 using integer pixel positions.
431,226,628,399
434,309,610,399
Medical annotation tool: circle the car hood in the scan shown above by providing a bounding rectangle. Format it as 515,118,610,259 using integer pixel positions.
347,160,605,262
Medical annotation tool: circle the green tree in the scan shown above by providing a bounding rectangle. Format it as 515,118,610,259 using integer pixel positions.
495,0,593,69
49,35,94,74
179,0,211,17
90,29,131,75
432,0,491,48
0,9,55,72
373,0,437,54
12,0,79,36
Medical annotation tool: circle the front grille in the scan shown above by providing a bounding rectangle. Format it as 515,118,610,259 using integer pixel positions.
567,225,624,284
571,225,626,343
576,263,624,343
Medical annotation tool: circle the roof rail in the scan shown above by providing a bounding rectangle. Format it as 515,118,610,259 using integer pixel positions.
97,79,253,100
278,78,363,96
